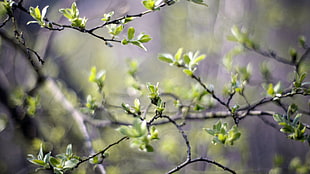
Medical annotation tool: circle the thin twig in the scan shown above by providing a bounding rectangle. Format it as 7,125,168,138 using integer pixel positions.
166,157,236,174
245,46,293,65
75,136,129,167
160,115,192,160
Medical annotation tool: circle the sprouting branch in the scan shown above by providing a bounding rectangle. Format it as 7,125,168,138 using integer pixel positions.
159,114,236,174
88,2,168,33
244,45,293,66
11,1,169,45
191,75,229,110
75,136,129,168
239,89,310,112
83,109,276,127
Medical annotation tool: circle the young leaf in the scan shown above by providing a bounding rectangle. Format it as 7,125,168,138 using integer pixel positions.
273,114,283,123
183,69,193,76
158,54,174,64
292,114,302,126
131,40,147,51
142,0,156,10
137,33,152,43
183,54,191,65
49,157,61,167
127,27,135,40
187,0,208,6
64,158,79,169
101,11,114,21
191,54,206,65
29,159,46,167
65,144,72,157
174,48,183,61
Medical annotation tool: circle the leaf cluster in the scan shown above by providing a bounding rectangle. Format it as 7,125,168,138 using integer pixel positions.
204,120,241,145
80,95,98,115
158,48,206,77
27,144,80,174
273,104,309,143
59,2,87,28
147,82,165,114
122,27,152,51
121,98,142,117
117,119,159,152
227,25,256,49
27,6,49,27
89,66,106,92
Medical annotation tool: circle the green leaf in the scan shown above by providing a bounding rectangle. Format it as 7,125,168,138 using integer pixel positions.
274,82,281,93
34,6,41,19
142,0,156,10
64,158,79,169
38,144,44,160
109,24,123,36
192,54,206,65
27,6,49,27
299,36,306,48
188,0,208,6
41,5,49,19
29,159,46,166
89,155,103,164
145,144,154,152
137,34,152,43
71,2,78,15
122,39,129,45
267,83,274,96
215,120,222,130
149,126,159,140
280,126,294,134
231,25,242,42
127,27,135,40
289,48,297,60
204,128,215,135
130,41,147,51
123,17,135,23
43,152,51,164
117,119,147,138
158,54,174,64
49,157,61,167
65,144,72,157
101,11,114,21
292,114,302,126
134,98,141,111
89,67,97,82
133,119,147,135
219,134,227,142
205,120,240,145
183,69,193,76
59,2,87,28
174,48,183,61
273,114,283,123
183,54,191,65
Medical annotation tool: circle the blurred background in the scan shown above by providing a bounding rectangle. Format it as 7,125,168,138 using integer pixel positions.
0,0,309,173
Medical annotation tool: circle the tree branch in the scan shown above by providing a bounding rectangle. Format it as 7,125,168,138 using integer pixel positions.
166,157,236,174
